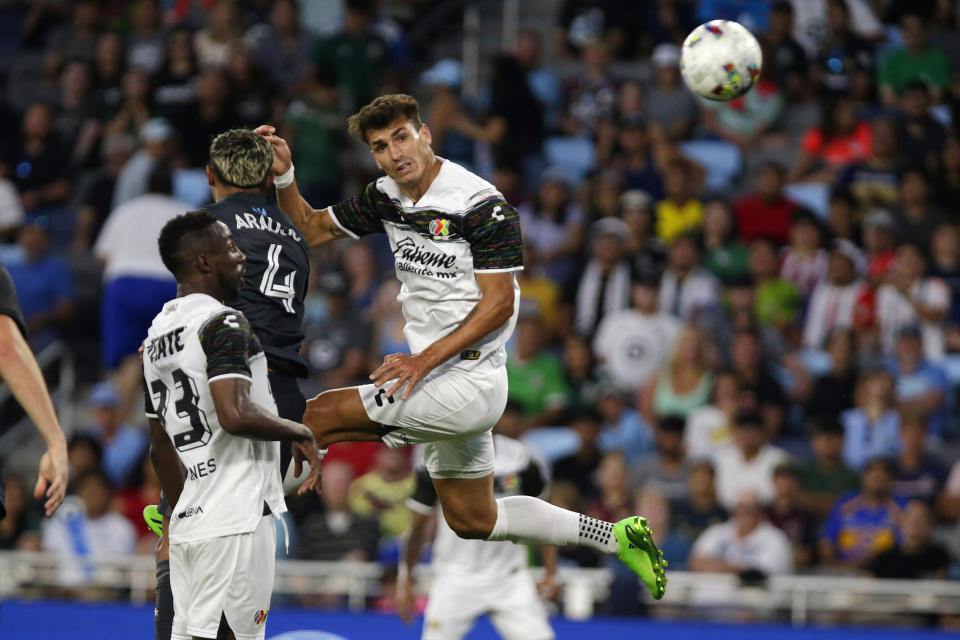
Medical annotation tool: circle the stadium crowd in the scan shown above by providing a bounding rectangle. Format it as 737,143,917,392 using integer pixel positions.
2,0,960,616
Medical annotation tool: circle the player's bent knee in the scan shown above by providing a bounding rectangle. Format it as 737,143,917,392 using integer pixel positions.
303,391,341,434
442,506,497,540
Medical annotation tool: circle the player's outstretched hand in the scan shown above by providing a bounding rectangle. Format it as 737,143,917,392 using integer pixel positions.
292,434,322,495
35,445,68,516
395,574,416,624
370,353,434,401
252,125,292,175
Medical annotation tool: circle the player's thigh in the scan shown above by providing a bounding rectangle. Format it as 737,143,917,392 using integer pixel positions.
169,536,241,640
431,467,497,535
488,572,554,640
222,516,276,640
422,575,483,640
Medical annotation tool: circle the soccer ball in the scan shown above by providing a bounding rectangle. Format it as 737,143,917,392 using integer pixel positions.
679,20,762,101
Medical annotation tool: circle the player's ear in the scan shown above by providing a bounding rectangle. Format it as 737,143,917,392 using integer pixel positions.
420,123,432,146
205,165,216,187
195,250,212,274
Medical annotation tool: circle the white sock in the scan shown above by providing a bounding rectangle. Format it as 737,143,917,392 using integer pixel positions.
486,496,619,554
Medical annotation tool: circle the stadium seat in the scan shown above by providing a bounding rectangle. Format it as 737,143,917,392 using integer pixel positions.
678,140,742,194
782,182,830,219
543,136,596,185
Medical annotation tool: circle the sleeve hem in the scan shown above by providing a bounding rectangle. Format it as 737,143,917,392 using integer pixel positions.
405,498,435,515
474,266,524,273
326,206,361,240
145,412,159,419
208,372,253,383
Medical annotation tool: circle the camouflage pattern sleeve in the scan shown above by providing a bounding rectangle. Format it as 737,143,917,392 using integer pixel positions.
328,181,394,238
461,196,523,271
198,311,261,381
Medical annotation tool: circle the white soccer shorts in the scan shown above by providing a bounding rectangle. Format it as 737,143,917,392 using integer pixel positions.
360,360,508,479
169,515,276,640
422,570,554,640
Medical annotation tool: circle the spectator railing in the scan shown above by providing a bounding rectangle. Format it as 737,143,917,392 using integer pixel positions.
4,551,960,625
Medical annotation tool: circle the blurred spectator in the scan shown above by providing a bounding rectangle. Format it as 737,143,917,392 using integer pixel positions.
282,67,343,206
583,170,622,222
780,210,828,298
640,324,714,422
619,189,666,276
892,170,945,256
834,117,902,215
826,189,858,243
311,0,390,112
647,44,698,141
792,328,858,420
587,452,633,523
245,0,312,92
613,116,664,201
798,416,860,521
7,217,74,351
802,239,870,350
67,434,103,480
867,500,950,579
762,1,809,100
861,209,897,287
596,386,654,465
636,488,690,570
657,234,720,321
173,67,237,168
729,329,785,438
0,177,25,240
292,460,380,561
655,160,703,245
887,326,950,437
685,369,740,461
672,460,726,546
790,0,884,57
487,39,547,177
112,118,177,209
368,280,407,365
74,133,136,250
841,369,901,470
552,409,603,499
0,475,41,550
630,415,689,502
102,68,155,144
342,242,380,317
564,40,618,138
573,217,632,336
1,102,72,215
748,236,800,334
593,272,680,394
348,447,413,541
513,29,561,130
820,458,906,569
931,223,960,337
80,382,148,489
42,469,137,588
734,161,796,246
713,411,790,509
152,27,198,120
518,168,585,288
44,0,100,74
891,412,948,505
933,136,960,209
194,0,243,69
896,81,945,173
305,270,372,389
789,97,872,183
507,312,568,427
126,0,165,75
814,0,875,98
225,43,277,128
561,335,608,414
939,458,960,522
517,249,561,336
688,490,793,575
699,75,784,152
878,13,951,105
555,0,628,58
701,199,749,285
766,463,817,569
92,32,126,110
54,59,100,167
95,163,181,417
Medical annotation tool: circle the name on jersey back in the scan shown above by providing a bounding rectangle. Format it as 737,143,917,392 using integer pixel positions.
234,210,302,242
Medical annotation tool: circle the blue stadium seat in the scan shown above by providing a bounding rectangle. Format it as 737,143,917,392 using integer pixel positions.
678,140,742,194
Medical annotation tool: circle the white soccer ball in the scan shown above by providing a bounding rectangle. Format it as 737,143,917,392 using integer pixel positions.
679,20,763,101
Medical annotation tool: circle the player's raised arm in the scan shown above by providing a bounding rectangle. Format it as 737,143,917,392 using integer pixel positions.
253,125,346,247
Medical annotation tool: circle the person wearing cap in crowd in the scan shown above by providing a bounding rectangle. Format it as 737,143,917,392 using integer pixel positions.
802,238,870,350
658,233,720,322
887,324,951,439
80,381,148,488
593,268,681,394
573,217,633,336
6,215,75,352
861,208,897,286
712,411,790,510
304,269,372,391
112,117,177,209
647,43,698,141
875,243,949,361
518,167,585,288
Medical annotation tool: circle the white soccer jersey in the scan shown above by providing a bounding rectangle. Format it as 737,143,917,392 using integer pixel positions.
408,434,549,580
327,159,522,370
142,293,286,544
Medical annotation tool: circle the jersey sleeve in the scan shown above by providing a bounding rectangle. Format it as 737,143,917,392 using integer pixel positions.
0,265,27,337
198,311,257,382
327,181,392,238
461,196,523,272
406,468,437,514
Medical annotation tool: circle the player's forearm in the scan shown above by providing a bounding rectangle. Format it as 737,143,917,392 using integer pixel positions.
225,397,315,443
420,293,514,370
149,419,185,507
0,319,64,451
401,512,432,577
275,181,338,247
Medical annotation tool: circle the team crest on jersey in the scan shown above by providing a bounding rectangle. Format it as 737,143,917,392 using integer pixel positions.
254,609,268,625
429,218,450,237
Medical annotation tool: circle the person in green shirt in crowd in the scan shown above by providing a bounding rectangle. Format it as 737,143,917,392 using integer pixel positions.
878,13,951,105
701,198,749,285
506,311,569,428
799,416,860,521
748,236,801,335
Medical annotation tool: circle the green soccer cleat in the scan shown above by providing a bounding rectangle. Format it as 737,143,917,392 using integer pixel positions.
143,505,163,537
613,515,668,600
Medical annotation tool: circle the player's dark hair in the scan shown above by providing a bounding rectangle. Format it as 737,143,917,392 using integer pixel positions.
158,209,219,279
209,129,274,189
347,93,423,143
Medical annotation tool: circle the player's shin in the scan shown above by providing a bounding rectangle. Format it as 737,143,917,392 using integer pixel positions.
485,495,619,554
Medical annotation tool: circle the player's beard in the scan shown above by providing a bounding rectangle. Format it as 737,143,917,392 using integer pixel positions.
219,270,243,302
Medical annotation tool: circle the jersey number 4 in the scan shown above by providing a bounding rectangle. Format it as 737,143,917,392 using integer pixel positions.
260,244,296,314
150,368,212,452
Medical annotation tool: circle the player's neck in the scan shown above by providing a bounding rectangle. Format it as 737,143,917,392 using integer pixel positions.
177,281,224,303
397,156,443,203
213,184,264,203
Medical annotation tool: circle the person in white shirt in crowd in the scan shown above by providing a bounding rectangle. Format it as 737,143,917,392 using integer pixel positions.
685,369,742,461
875,243,950,361
803,238,869,350
713,411,790,509
593,269,681,394
658,234,721,322
95,162,187,420
688,489,793,576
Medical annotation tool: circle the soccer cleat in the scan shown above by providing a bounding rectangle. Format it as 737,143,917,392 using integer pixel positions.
143,504,163,537
613,515,668,600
